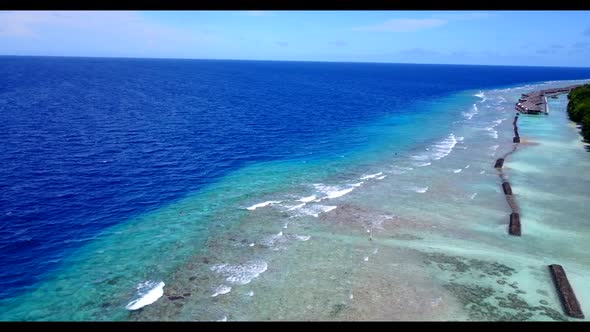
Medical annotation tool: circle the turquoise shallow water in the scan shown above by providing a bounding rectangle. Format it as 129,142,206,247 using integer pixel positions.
1,79,590,321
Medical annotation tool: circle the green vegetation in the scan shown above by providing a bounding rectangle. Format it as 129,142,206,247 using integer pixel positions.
567,84,590,141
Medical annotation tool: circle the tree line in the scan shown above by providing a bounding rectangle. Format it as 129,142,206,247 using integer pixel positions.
567,84,590,141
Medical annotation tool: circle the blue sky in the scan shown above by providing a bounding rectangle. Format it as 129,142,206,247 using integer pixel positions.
1,10,590,67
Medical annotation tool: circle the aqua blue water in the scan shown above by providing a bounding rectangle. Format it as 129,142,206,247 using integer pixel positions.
1,56,590,320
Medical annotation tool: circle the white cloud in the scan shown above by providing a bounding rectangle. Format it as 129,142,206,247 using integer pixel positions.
0,11,215,54
350,18,447,32
0,11,63,37
0,11,214,41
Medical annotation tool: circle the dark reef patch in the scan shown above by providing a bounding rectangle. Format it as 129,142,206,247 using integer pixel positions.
329,303,347,317
422,252,515,276
423,252,567,321
444,283,567,321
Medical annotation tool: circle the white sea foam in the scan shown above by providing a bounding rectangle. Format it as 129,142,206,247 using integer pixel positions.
217,316,228,322
296,235,311,241
485,119,502,139
453,169,462,173
480,170,486,174
484,126,498,139
259,231,284,248
470,193,478,200
326,187,354,199
411,154,430,161
323,206,337,213
411,186,429,193
125,281,165,310
314,184,355,199
247,291,255,297
350,182,364,187
372,248,379,254
474,91,485,99
287,203,306,211
462,104,479,120
246,200,282,211
465,164,470,169
211,285,232,297
409,135,457,165
296,204,337,217
431,133,458,160
349,293,354,300
363,256,369,262
390,166,411,175
298,195,317,203
462,112,473,120
360,172,383,180
211,260,268,285
376,175,387,180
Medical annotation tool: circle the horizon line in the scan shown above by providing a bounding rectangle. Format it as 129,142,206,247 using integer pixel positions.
2,54,590,69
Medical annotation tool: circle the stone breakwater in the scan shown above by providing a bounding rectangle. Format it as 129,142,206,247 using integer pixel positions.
495,114,520,236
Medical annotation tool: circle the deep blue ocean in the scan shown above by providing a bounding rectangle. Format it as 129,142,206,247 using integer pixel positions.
2,56,590,305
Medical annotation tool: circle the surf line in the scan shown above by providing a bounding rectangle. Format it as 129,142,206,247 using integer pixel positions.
494,113,521,236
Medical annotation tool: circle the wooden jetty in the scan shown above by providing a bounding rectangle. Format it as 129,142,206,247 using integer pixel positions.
515,85,581,115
